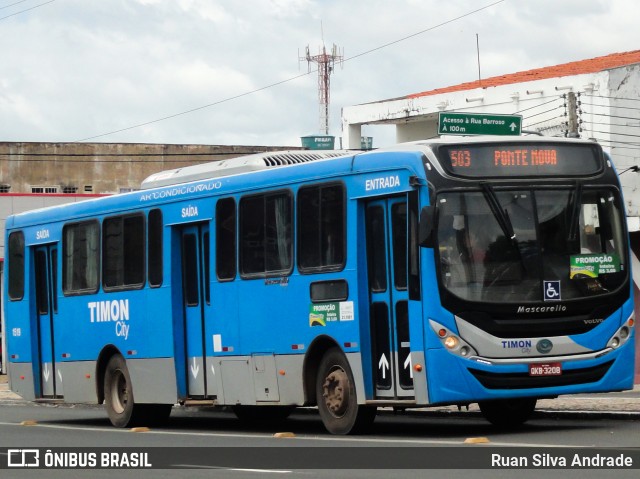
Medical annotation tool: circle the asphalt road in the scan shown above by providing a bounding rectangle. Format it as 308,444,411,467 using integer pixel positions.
0,402,638,478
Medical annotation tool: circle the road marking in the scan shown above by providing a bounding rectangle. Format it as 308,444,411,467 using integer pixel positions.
175,465,291,473
0,420,596,448
230,468,291,474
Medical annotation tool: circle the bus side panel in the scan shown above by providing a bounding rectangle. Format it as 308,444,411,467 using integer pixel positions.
6,252,37,400
8,362,36,401
425,349,476,404
218,357,254,404
207,279,240,400
57,361,97,403
127,357,178,404
346,352,367,405
273,354,305,405
603,333,636,391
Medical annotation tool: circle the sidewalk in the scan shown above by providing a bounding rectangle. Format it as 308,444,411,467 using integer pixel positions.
0,374,20,402
1,373,638,415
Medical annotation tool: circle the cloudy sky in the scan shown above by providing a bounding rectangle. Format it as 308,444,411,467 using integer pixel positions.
1,0,639,148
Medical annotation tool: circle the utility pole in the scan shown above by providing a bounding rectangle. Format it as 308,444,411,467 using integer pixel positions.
565,92,580,137
300,43,343,135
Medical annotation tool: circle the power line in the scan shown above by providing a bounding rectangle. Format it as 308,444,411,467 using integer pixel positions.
580,101,640,112
341,0,505,64
582,120,640,129
0,0,31,11
522,105,563,120
512,96,562,114
73,71,314,142
523,115,563,129
0,0,55,21
588,129,640,140
589,94,640,103
594,141,640,152
583,111,640,122
73,0,506,142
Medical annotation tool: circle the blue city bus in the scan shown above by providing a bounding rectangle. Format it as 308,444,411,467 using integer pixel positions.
3,137,636,434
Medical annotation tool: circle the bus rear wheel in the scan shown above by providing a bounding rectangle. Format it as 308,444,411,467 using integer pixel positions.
316,348,376,435
478,398,537,428
104,354,137,427
104,354,173,427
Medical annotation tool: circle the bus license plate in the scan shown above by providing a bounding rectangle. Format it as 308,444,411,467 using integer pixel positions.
529,363,562,377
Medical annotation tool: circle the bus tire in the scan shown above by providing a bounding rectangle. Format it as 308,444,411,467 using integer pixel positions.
316,347,376,435
104,354,139,428
479,398,537,428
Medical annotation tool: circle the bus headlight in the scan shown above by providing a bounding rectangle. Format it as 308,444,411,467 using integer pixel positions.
444,336,459,349
429,319,477,358
607,315,634,349
619,327,629,340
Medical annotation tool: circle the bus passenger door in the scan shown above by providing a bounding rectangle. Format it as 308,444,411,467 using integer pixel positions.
33,245,62,398
365,197,414,399
179,224,210,398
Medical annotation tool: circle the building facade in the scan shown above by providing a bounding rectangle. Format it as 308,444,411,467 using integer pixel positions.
0,142,298,195
342,50,640,229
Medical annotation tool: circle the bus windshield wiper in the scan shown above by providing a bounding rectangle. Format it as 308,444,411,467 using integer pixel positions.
567,181,583,241
481,183,516,242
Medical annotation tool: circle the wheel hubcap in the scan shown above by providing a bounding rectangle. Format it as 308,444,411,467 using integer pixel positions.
322,367,349,417
110,370,128,414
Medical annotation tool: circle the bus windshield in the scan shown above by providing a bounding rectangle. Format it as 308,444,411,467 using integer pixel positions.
436,187,627,303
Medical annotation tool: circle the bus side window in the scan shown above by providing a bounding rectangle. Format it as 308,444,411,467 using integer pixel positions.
240,191,293,277
63,221,100,295
298,183,345,272
148,209,163,287
103,214,145,291
216,198,236,281
8,231,25,301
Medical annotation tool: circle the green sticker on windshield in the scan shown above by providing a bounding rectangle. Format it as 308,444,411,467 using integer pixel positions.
570,253,621,279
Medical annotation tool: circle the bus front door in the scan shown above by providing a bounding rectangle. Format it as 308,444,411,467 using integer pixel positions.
179,224,210,398
365,197,414,399
33,244,62,398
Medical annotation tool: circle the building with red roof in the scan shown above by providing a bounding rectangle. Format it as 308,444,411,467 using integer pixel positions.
342,50,640,224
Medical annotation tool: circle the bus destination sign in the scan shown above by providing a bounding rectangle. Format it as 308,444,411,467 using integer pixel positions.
438,143,603,178
438,112,522,136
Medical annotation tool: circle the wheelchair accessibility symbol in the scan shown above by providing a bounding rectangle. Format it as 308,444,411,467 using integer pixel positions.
544,280,561,301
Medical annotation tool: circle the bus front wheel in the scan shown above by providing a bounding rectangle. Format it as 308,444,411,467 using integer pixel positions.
478,398,537,428
316,348,376,435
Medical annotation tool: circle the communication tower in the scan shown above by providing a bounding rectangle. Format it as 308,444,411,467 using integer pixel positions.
300,43,343,135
